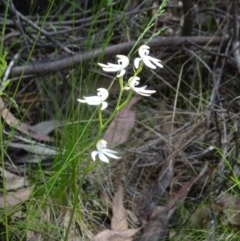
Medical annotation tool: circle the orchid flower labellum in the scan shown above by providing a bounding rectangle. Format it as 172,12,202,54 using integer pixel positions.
91,139,121,163
125,76,156,97
134,45,163,69
77,88,109,110
98,55,129,77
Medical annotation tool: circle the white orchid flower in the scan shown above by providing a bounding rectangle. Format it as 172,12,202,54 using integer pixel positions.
125,76,156,97
134,45,163,69
98,55,129,77
77,88,109,110
91,139,121,163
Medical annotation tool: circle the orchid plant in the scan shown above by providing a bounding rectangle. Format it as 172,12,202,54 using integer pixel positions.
78,45,163,163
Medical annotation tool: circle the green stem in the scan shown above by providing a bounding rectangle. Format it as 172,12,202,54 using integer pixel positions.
117,89,134,110
116,89,124,110
118,76,124,91
116,76,124,108
134,61,144,76
98,108,103,129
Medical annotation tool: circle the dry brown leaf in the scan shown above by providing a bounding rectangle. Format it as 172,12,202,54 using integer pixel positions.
0,97,53,142
0,167,28,190
93,184,140,241
0,187,32,207
104,97,140,148
111,184,128,231
92,229,139,241
32,120,62,134
140,206,168,241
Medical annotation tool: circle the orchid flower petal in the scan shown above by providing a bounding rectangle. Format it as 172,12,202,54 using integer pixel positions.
87,101,102,106
142,58,157,69
138,45,150,58
77,98,101,105
147,56,163,68
135,92,150,96
135,88,156,96
77,99,87,103
139,88,156,95
98,63,110,68
91,151,99,161
82,96,100,101
129,76,140,83
117,69,126,78
101,102,108,110
96,139,107,151
101,67,121,72
116,55,130,68
102,148,119,154
99,153,109,163
98,55,129,76
136,45,163,69
82,96,102,104
134,57,142,69
97,88,109,101
77,88,108,109
126,76,156,97
132,89,147,96
104,63,120,68
92,139,121,163
102,150,121,159
138,85,148,90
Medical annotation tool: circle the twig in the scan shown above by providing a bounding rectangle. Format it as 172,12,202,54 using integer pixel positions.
10,36,228,77
232,0,240,72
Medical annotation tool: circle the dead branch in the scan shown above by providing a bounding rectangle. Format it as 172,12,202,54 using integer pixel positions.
10,35,228,77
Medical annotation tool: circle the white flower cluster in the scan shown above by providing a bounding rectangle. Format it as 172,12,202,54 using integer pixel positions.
78,45,163,163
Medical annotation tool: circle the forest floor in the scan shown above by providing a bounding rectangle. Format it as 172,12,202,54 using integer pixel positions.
1,0,240,240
